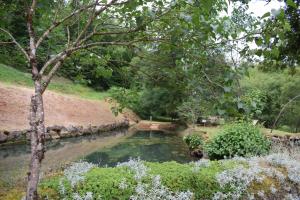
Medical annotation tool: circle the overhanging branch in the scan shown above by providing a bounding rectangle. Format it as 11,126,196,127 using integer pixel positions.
36,1,103,48
0,28,30,61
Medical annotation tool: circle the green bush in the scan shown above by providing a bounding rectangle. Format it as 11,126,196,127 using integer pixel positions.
205,122,271,160
146,162,194,192
39,161,236,200
78,167,136,199
39,167,137,200
39,156,300,200
183,134,203,150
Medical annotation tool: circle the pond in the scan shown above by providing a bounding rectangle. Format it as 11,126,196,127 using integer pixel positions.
0,129,193,186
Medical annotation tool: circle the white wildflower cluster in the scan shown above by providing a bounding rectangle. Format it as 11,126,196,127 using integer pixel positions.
58,178,66,198
212,191,242,200
284,194,300,200
270,184,277,194
117,158,193,200
130,175,193,200
117,157,148,180
257,190,265,198
192,159,210,172
265,153,300,184
64,161,96,187
73,192,98,200
118,178,128,190
215,165,256,199
213,153,300,200
231,156,248,162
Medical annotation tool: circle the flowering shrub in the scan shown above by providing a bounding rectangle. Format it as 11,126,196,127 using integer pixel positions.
117,158,148,181
118,158,193,200
212,154,300,199
192,159,210,172
40,153,300,200
205,122,271,159
64,161,96,187
130,175,193,200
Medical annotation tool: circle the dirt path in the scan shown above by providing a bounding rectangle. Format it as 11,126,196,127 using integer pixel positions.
0,83,126,131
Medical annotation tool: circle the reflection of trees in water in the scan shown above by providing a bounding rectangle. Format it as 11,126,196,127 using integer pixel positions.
84,152,110,166
0,129,129,158
130,131,175,139
0,130,191,172
0,142,30,158
84,131,193,167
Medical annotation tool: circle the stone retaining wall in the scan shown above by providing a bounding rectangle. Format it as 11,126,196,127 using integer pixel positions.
135,120,181,132
267,134,300,146
0,120,129,144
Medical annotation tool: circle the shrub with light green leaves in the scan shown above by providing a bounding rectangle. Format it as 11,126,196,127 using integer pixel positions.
205,122,271,160
183,134,203,150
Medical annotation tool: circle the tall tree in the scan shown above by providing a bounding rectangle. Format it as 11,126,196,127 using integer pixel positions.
0,0,262,199
0,0,175,199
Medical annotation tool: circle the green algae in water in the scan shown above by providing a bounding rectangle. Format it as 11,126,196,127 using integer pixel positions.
0,130,193,187
83,131,195,166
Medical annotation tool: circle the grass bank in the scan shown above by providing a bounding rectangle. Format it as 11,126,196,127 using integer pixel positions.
0,64,108,100
181,125,299,140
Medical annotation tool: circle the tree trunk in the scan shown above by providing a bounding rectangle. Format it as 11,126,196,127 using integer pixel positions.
26,79,46,200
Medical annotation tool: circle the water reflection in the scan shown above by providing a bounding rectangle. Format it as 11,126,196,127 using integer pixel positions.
0,130,192,187
84,131,194,166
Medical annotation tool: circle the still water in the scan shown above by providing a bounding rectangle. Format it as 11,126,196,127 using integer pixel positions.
0,130,193,186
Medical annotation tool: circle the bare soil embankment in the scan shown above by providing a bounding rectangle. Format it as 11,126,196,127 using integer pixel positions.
0,83,134,131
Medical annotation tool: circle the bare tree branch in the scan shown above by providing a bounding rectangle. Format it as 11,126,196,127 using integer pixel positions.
73,37,166,51
0,28,30,61
41,57,66,94
39,51,66,75
93,27,143,35
74,0,119,46
67,26,70,47
40,35,166,76
27,0,39,79
201,70,224,89
0,41,14,44
73,0,100,45
271,94,300,133
36,2,102,48
27,0,37,53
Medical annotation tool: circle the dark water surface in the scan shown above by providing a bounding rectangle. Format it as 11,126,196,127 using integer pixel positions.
0,130,192,186
84,131,194,166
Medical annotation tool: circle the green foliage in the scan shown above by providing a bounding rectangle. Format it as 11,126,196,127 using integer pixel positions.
205,122,271,160
59,47,135,90
137,87,182,119
78,167,136,200
256,0,300,70
109,86,183,119
40,167,136,200
240,89,268,120
146,162,193,192
241,68,300,132
40,161,241,200
183,134,203,150
108,87,141,115
177,97,202,125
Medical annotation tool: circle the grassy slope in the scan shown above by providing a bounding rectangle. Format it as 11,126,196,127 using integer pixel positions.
189,125,298,140
0,64,108,100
